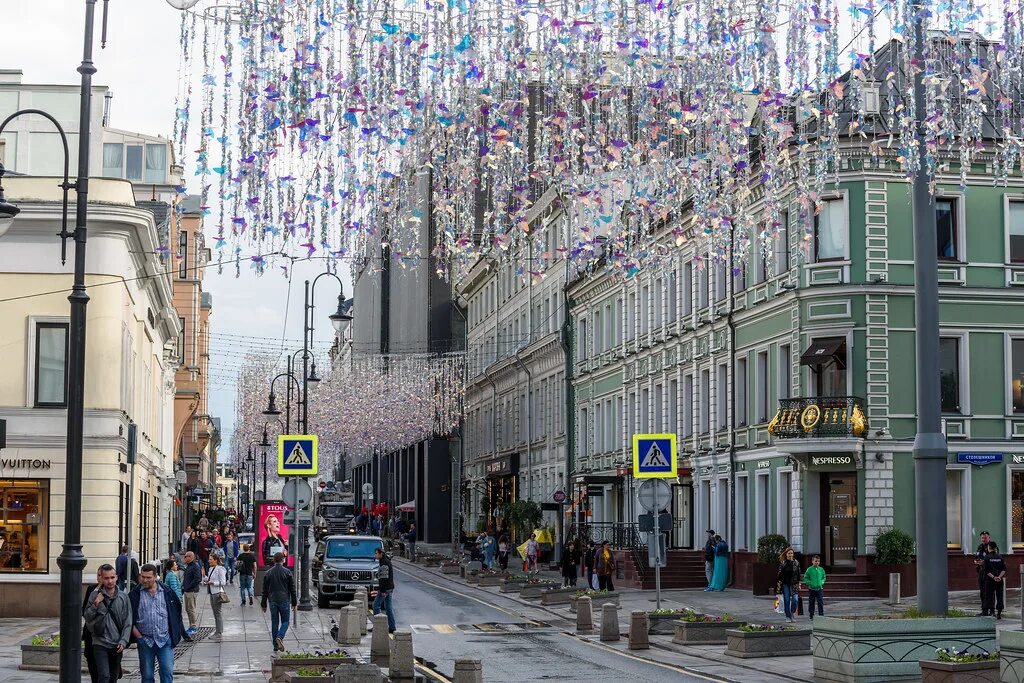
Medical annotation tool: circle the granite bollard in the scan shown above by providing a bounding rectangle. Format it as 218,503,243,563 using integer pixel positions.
628,611,650,650
389,630,415,680
370,614,390,664
600,602,620,642
453,658,483,683
576,596,594,634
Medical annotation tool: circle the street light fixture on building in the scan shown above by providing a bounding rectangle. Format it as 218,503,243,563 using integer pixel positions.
0,165,21,239
329,294,352,334
263,393,282,417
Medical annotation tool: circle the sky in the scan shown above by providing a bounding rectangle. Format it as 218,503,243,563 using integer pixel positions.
3,1,348,461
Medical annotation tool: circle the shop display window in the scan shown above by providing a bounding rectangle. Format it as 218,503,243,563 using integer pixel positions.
1013,471,1024,549
0,480,49,572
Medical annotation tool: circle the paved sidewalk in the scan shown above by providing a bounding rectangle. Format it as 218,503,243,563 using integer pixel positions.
0,589,360,683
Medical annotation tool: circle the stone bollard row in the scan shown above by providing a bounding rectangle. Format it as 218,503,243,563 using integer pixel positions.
628,610,650,650
453,658,483,683
338,605,361,646
351,599,368,636
600,602,620,642
389,630,415,680
370,613,391,664
333,662,384,683
576,596,594,634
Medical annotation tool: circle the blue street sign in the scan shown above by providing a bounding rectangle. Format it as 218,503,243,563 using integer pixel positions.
956,452,1002,467
632,433,677,479
277,435,319,476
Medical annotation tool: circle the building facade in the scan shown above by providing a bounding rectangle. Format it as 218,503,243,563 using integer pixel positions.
0,177,180,615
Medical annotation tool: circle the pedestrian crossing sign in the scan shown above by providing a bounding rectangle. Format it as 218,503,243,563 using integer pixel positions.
632,433,677,479
277,435,318,476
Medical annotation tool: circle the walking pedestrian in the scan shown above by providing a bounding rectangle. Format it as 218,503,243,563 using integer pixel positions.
196,531,212,570
202,554,228,639
405,523,418,562
82,568,103,682
181,551,201,636
223,532,239,584
708,535,729,591
583,541,597,589
776,547,801,623
802,554,826,620
261,552,296,651
129,563,185,683
84,563,132,683
595,540,616,592
237,543,257,606
482,531,496,569
560,541,580,587
526,533,540,572
116,544,140,591
180,526,192,554
983,541,1007,618
975,531,992,612
703,530,716,589
497,535,510,571
373,547,397,633
162,558,183,602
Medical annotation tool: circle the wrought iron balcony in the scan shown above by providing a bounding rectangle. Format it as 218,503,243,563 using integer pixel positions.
767,396,868,439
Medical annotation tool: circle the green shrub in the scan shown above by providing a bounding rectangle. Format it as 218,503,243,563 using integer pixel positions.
874,527,914,565
756,534,790,564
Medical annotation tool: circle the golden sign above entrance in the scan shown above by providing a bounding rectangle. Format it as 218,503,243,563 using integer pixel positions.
767,397,868,439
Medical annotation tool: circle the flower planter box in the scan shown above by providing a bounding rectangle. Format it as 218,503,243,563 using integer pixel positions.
19,643,88,673
725,628,811,658
570,593,620,612
499,578,528,593
271,655,353,682
519,582,561,598
282,671,335,683
919,659,999,683
538,587,579,605
811,616,996,683
465,572,481,584
999,629,1024,683
671,619,746,643
440,564,460,574
478,573,510,587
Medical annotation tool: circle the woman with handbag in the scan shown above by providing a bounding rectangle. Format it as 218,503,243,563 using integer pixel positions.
776,547,801,623
202,554,228,639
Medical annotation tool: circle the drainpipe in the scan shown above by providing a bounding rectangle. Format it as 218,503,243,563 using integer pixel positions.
486,374,499,531
512,353,533,505
727,219,738,587
559,252,575,544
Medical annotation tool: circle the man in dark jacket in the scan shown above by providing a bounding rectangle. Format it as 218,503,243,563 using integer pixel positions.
196,531,212,569
373,547,397,633
129,564,185,683
261,552,296,652
703,530,716,588
180,551,202,636
115,545,140,591
82,570,102,682
84,563,132,683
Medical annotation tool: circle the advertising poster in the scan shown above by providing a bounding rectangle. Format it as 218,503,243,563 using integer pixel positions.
257,501,294,568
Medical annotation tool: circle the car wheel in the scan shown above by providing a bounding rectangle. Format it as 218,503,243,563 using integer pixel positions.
317,592,331,609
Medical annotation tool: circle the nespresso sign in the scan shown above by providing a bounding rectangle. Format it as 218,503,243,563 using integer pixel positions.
809,455,853,468
0,458,52,469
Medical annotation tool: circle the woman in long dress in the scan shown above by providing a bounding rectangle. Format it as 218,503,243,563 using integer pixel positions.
709,535,729,591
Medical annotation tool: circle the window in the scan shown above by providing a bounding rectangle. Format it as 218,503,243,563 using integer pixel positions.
641,387,650,432
0,479,50,572
628,392,637,439
577,318,588,361
736,358,748,426
654,278,664,329
736,476,749,550
756,351,769,422
777,470,792,537
668,379,678,436
1012,471,1024,548
627,292,636,340
682,263,693,316
716,364,728,429
178,230,188,279
698,267,709,309
1013,339,1024,413
594,309,603,354
936,198,959,261
35,322,69,407
668,271,678,323
1009,200,1024,263
699,369,710,433
594,403,603,453
806,337,848,398
178,317,186,365
640,285,650,334
654,384,664,432
579,408,589,457
939,337,962,413
756,472,770,539
714,262,727,301
946,469,964,549
753,233,768,285
125,144,143,181
813,198,847,262
144,144,167,183
614,396,623,452
604,303,613,350
102,143,123,177
778,345,792,401
775,211,790,274
682,375,693,437
605,399,614,451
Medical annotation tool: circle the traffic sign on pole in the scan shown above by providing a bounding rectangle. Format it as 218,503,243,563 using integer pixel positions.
277,435,318,476
632,433,677,479
636,479,672,513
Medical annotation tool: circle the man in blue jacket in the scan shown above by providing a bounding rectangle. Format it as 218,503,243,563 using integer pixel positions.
130,564,185,683
180,551,202,636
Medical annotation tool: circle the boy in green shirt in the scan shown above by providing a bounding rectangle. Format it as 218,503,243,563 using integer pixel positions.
802,554,826,619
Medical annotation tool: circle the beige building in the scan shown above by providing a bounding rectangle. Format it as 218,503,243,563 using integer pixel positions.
0,176,180,616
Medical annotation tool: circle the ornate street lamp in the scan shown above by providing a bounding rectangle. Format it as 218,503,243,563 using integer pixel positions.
0,165,21,238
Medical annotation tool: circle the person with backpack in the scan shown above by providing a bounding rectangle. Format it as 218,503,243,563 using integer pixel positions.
583,541,597,589
702,530,716,590
83,563,132,683
201,554,228,640
237,543,257,606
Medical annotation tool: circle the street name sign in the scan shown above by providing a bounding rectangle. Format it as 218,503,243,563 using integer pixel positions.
278,435,319,476
632,433,677,479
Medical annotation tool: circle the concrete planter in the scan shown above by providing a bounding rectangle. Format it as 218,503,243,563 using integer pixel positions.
440,564,460,574
271,655,353,682
725,628,812,658
478,573,510,587
570,593,620,612
998,629,1024,683
500,579,528,593
282,671,336,683
19,642,88,673
811,616,997,683
519,582,561,598
919,659,999,683
539,587,580,605
465,572,481,584
671,619,746,643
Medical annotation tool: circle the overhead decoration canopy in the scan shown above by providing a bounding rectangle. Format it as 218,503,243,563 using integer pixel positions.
174,0,1024,282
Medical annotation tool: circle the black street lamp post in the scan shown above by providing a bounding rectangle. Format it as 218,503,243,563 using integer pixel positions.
0,3,101,679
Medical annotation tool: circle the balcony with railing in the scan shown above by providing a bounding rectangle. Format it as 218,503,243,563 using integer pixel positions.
767,396,868,439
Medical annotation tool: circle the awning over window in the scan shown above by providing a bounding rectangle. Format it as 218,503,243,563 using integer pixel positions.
800,338,846,368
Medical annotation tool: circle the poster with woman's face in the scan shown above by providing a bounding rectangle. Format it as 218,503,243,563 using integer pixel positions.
257,502,294,568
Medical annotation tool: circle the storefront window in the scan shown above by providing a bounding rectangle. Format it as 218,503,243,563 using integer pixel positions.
0,480,49,572
946,470,962,549
1012,471,1024,548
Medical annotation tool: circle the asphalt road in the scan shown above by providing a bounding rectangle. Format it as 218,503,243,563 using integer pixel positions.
390,565,722,682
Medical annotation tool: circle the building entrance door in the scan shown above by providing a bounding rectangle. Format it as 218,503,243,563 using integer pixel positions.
820,472,858,568
671,482,693,549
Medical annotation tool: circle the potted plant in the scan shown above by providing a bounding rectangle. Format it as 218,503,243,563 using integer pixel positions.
869,527,917,597
271,649,352,682
440,560,461,574
812,610,996,683
519,578,561,598
282,668,335,682
570,589,620,612
752,534,788,596
919,647,999,682
19,634,87,673
667,609,745,642
478,568,511,587
725,624,811,658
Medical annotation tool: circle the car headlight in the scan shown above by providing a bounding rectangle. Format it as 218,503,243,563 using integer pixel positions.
326,570,337,581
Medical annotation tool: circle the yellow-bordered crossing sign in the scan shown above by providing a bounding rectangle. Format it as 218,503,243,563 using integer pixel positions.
632,433,677,479
278,435,318,476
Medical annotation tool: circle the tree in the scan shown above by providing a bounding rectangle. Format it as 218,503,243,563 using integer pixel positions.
504,500,543,543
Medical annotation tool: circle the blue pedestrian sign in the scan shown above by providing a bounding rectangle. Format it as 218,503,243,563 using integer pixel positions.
632,433,677,479
277,435,319,476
